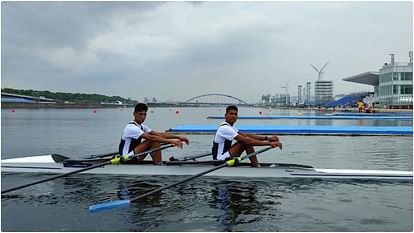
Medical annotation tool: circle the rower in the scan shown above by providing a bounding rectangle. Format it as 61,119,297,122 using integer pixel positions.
212,105,282,167
119,103,189,165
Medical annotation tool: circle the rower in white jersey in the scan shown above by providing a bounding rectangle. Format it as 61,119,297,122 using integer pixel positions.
212,105,282,167
119,103,190,165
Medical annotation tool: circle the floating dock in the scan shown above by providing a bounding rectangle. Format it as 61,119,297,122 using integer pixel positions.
168,125,413,136
332,112,413,116
206,115,413,120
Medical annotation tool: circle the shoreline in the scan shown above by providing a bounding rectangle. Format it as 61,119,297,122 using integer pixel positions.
1,102,412,113
1,103,133,109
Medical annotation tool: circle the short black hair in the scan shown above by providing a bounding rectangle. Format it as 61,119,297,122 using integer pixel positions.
134,103,148,113
226,105,238,114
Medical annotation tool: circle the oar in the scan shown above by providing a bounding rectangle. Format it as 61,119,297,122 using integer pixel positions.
169,152,212,161
84,143,169,159
1,144,175,195
83,143,169,159
88,146,273,213
56,144,172,163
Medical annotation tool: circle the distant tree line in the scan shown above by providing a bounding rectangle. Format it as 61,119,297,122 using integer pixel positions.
2,88,137,104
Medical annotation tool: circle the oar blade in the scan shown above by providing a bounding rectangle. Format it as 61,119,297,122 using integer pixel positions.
89,199,130,213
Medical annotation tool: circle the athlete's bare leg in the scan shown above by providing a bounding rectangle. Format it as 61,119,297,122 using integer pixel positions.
228,142,260,167
149,142,162,165
133,140,162,164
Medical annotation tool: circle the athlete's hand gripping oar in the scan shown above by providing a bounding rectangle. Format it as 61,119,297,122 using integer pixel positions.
1,144,175,195
88,146,274,213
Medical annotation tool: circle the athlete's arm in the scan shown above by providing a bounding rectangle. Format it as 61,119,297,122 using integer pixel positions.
149,131,190,145
238,132,279,142
235,134,282,149
141,132,184,148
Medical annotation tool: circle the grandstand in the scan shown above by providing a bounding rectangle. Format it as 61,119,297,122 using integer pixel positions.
325,92,372,108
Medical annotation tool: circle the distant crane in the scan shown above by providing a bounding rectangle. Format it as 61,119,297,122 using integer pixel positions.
310,61,329,81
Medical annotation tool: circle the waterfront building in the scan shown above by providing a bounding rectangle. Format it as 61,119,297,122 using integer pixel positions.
378,54,413,108
343,52,413,109
1,92,56,105
303,86,306,102
314,80,334,105
261,94,271,104
297,85,303,105
294,82,314,106
270,93,290,106
305,82,311,105
311,62,334,106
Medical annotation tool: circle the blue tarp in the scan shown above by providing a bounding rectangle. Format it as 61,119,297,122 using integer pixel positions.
332,112,413,116
168,125,412,135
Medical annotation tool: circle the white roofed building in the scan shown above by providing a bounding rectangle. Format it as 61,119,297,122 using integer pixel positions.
343,52,413,109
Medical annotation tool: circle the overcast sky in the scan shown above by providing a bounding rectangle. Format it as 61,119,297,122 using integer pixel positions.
1,1,412,102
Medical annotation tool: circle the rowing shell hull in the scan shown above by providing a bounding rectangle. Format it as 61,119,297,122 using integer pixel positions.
1,155,412,181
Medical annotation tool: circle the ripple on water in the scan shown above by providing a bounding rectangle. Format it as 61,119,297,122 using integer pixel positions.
1,172,412,231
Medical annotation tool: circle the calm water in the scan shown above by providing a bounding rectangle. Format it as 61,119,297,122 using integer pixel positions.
1,107,413,231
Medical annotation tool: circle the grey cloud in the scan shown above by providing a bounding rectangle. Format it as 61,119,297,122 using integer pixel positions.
2,1,162,49
1,1,412,102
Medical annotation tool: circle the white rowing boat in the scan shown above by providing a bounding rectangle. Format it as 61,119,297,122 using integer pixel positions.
1,154,412,181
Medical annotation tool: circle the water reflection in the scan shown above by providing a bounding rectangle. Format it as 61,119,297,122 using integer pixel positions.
116,180,166,231
209,181,276,231
1,173,412,231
